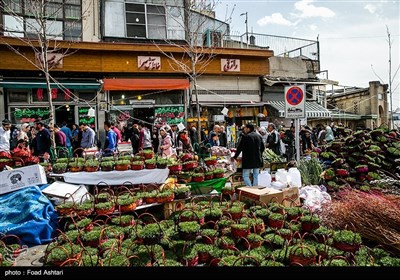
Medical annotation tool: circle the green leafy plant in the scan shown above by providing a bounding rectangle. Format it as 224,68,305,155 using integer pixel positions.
298,157,323,185
268,213,284,221
201,228,219,238
178,221,201,233
138,223,163,239
101,156,115,162
115,159,131,166
289,244,318,258
145,158,156,164
100,161,114,168
84,159,99,167
300,215,320,224
213,168,225,174
333,230,362,245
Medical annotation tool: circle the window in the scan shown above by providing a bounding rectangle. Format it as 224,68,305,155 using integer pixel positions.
203,30,222,47
378,94,383,100
8,90,29,103
125,2,166,39
2,0,82,41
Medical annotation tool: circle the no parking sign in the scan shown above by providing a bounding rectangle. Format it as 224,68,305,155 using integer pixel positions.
285,85,305,118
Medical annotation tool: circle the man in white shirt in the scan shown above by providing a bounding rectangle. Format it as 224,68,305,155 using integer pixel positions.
0,119,12,154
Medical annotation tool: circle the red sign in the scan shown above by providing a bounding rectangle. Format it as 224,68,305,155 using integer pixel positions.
285,86,304,105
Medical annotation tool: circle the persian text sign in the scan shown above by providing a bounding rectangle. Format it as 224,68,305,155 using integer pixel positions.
154,106,185,125
221,58,240,72
35,52,63,69
284,85,305,119
138,56,161,70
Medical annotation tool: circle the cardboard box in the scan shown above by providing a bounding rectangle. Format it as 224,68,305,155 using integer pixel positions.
0,164,47,195
236,186,300,207
42,181,89,204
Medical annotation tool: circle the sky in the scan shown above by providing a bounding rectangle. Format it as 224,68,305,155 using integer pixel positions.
214,0,400,108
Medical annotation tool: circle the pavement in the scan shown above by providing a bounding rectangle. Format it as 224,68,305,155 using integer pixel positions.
14,244,46,266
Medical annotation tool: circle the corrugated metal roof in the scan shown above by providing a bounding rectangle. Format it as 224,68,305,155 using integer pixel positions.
266,100,331,118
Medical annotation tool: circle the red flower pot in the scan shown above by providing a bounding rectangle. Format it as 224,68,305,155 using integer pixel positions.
301,222,319,232
231,227,250,239
130,164,144,171
332,242,360,253
198,252,212,264
145,163,156,169
289,254,316,266
192,175,205,182
268,219,284,229
204,174,214,180
213,172,224,179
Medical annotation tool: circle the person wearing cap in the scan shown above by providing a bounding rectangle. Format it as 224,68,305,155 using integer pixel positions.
0,119,12,154
233,123,265,187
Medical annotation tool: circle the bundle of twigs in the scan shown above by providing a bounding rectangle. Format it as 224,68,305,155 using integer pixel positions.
321,189,400,253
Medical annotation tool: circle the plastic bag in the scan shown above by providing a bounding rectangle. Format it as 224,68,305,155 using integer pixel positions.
299,185,331,213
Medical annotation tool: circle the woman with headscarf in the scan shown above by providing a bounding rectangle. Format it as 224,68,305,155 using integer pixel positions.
177,129,193,154
158,127,173,157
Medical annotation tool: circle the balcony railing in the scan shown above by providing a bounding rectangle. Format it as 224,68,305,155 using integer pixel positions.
222,32,319,61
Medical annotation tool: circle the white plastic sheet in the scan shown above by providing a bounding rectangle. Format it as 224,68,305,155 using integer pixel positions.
299,185,331,213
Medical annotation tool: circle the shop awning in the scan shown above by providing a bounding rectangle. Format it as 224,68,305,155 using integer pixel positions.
196,101,267,107
103,78,189,90
266,100,331,118
263,76,328,86
0,80,101,89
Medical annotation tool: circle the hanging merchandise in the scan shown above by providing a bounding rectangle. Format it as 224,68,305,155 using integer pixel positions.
221,107,229,116
51,88,58,99
87,107,96,117
36,88,44,101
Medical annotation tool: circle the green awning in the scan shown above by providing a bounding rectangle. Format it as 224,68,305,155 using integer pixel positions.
0,80,101,90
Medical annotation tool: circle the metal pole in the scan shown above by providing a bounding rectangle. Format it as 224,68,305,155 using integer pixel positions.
295,118,300,163
245,12,248,47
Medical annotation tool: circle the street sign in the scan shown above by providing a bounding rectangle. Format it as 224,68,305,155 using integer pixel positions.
285,85,305,119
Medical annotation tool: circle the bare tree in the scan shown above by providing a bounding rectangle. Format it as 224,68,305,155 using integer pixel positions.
0,0,91,149
153,0,234,141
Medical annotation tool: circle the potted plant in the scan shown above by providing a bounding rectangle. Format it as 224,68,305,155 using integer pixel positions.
300,215,320,232
115,159,131,171
268,213,285,229
144,158,157,169
168,162,182,172
180,152,194,162
193,243,214,264
137,223,163,245
94,201,115,215
156,190,174,203
39,161,52,173
179,210,205,225
204,156,217,166
263,233,285,249
173,186,191,200
289,244,318,266
55,201,75,216
285,207,304,222
116,194,137,213
276,228,292,241
178,221,201,241
204,171,214,181
119,155,132,161
254,208,270,224
191,172,205,183
75,201,94,217
44,244,82,266
245,217,265,234
246,233,264,249
181,248,199,267
312,226,332,243
156,157,168,169
111,215,135,227
143,149,155,159
332,230,362,253
68,161,84,172
182,160,198,171
225,206,243,220
52,162,68,174
99,160,114,172
213,168,225,179
204,208,223,223
216,236,235,250
80,229,105,248
101,254,130,267
201,228,219,244
84,159,100,172
230,223,250,239
323,168,336,181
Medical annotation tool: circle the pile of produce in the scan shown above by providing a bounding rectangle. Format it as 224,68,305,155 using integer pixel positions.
319,128,400,192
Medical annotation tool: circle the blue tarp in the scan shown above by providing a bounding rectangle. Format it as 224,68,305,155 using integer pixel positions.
0,185,58,246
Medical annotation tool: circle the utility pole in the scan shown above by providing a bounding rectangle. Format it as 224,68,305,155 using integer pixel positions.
240,12,248,47
387,26,393,129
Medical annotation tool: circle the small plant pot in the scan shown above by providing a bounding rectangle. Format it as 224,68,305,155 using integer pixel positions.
231,227,250,239
130,164,144,171
179,231,199,241
101,166,114,172
198,252,212,264
145,163,156,169
183,162,198,170
301,222,320,232
204,174,214,181
202,236,217,245
192,176,205,183
144,196,158,204
142,235,162,245
248,240,263,249
252,223,265,234
168,165,182,172
84,166,99,172
332,242,360,253
95,206,115,216
289,254,316,266
118,203,137,213
213,173,224,179
76,208,93,217
144,152,155,159
287,214,302,222
205,159,217,166
115,164,130,171
268,219,284,229
69,166,83,172
156,163,167,169
181,255,199,267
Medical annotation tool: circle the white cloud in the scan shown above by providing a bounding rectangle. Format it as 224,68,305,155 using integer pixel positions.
364,4,377,14
294,0,335,18
309,24,318,31
257,13,294,27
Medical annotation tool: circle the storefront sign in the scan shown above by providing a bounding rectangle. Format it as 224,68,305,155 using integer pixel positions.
12,107,50,123
35,52,64,69
154,106,185,125
138,56,161,70
221,58,240,72
78,107,96,129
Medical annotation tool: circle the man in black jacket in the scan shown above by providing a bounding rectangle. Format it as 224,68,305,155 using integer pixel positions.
233,123,265,187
